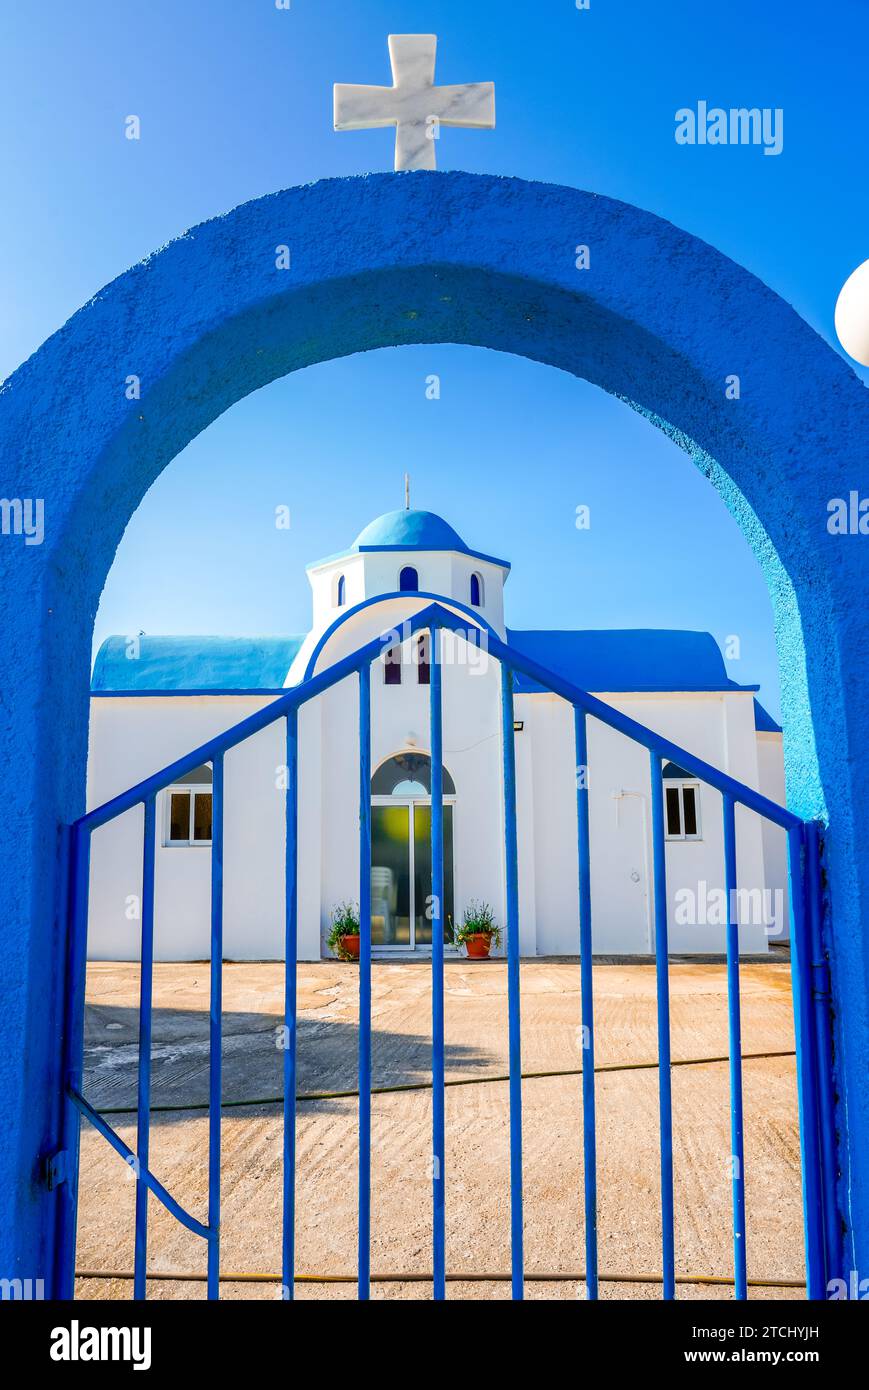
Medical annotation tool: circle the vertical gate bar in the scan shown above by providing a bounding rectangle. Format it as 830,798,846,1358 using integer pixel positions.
133,797,156,1301
501,663,524,1300
430,627,446,1301
207,752,224,1301
723,795,747,1300
282,709,299,1300
807,821,839,1283
358,667,372,1301
649,752,675,1300
55,821,91,1299
787,824,826,1298
573,708,598,1300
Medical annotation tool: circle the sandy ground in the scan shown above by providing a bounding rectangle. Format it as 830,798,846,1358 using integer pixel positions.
74,958,805,1302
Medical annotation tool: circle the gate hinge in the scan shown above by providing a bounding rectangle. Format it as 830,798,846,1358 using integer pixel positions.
812,957,832,1003
45,1150,70,1191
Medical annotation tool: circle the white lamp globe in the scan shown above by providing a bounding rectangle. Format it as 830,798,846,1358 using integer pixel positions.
834,258,869,367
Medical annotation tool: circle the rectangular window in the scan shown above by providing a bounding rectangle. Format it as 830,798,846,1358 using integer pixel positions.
193,791,213,841
169,791,191,842
166,788,213,845
665,783,702,840
682,785,698,838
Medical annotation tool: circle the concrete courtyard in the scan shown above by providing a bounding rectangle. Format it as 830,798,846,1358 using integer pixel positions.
74,957,805,1301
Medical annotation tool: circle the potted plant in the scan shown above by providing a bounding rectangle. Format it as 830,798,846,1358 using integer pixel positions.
327,902,361,961
455,901,502,960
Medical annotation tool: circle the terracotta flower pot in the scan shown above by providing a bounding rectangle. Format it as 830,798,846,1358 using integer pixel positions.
464,933,492,959
341,935,360,960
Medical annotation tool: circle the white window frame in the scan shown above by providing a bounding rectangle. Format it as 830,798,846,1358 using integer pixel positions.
164,783,213,847
664,780,703,841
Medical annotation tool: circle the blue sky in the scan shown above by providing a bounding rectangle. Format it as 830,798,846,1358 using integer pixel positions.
3,1,868,719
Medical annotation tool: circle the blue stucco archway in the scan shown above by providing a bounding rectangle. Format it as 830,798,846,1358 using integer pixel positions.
1,171,868,1289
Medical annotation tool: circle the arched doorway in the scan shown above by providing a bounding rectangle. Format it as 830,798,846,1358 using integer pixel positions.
1,170,867,1284
370,753,456,952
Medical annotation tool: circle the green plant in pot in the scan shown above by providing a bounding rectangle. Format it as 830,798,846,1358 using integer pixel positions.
327,902,361,962
454,901,502,960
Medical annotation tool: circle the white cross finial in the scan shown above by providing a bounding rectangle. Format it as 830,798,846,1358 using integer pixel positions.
334,34,495,172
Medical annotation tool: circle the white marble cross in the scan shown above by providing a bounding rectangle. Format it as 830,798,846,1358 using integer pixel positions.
334,34,495,171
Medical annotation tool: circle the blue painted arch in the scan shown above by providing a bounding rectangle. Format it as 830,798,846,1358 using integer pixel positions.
1,171,868,1286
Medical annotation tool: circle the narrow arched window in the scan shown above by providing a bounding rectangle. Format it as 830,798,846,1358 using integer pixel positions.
336,574,346,608
470,573,483,607
416,633,430,685
383,645,402,686
399,566,419,593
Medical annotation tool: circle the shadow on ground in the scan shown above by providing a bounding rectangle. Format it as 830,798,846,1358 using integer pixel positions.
83,1003,494,1117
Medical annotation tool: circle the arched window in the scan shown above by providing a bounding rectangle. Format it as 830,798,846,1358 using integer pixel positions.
399,565,419,592
662,763,702,840
383,645,402,686
336,574,346,607
371,753,456,797
470,572,483,607
416,633,430,685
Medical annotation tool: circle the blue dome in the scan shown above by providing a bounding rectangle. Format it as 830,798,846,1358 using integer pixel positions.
307,508,511,572
353,509,468,552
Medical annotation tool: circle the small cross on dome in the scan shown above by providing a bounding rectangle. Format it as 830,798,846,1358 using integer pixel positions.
334,34,495,172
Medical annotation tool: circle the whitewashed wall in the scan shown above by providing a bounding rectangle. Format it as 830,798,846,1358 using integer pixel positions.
87,696,287,961
516,689,772,955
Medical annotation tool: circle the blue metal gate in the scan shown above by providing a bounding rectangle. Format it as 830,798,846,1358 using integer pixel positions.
54,602,839,1299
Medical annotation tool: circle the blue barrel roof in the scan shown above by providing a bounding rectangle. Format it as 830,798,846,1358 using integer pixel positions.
507,628,759,694
92,635,305,692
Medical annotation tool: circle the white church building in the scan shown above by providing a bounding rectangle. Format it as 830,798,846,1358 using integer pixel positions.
86,508,788,961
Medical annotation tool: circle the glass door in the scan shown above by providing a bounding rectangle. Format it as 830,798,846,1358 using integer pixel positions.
371,804,411,947
413,805,455,946
370,801,455,950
